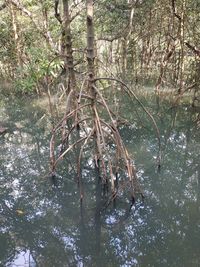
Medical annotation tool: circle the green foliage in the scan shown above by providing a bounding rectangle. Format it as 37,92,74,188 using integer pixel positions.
15,47,63,93
15,75,36,93
0,0,199,98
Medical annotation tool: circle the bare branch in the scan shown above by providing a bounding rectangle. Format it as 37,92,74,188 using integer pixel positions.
184,42,200,58
55,136,87,167
55,0,62,24
171,0,181,21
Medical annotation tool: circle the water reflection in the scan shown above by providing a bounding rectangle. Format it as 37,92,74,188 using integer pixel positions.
0,95,200,266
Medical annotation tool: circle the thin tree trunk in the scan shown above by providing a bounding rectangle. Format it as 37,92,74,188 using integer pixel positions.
178,0,186,93
41,3,55,53
171,0,186,93
86,0,95,85
9,4,22,68
121,37,127,76
62,0,76,95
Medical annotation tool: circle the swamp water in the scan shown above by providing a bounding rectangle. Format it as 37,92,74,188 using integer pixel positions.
0,94,200,267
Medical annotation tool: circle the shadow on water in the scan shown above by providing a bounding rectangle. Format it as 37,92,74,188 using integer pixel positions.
0,94,200,266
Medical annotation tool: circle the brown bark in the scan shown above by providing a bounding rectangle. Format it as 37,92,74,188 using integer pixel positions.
171,0,186,93
155,40,175,93
86,0,95,80
86,0,96,131
62,0,76,94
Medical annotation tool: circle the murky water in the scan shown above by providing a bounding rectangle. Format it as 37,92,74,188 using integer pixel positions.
0,94,200,267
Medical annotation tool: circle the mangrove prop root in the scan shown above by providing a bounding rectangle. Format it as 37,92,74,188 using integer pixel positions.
49,81,144,204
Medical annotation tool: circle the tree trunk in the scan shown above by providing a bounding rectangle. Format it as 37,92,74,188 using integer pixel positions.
9,3,22,68
86,0,95,87
62,0,76,94
178,0,186,93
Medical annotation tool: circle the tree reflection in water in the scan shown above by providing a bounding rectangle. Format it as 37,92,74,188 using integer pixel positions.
0,96,199,266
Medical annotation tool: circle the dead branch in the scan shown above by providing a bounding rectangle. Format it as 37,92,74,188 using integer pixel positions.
54,136,87,167
55,0,62,24
171,0,181,21
60,117,91,153
53,103,91,132
77,128,94,180
184,42,200,58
